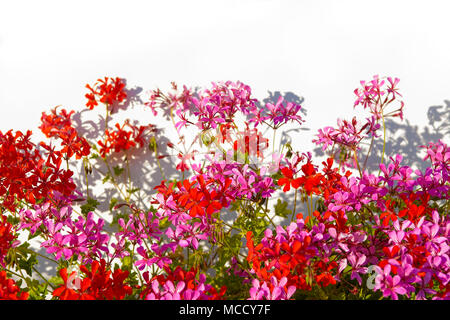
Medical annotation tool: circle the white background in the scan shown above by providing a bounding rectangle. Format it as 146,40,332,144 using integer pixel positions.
1,0,449,160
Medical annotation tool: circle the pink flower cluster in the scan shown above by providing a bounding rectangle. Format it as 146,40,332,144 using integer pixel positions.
19,200,109,263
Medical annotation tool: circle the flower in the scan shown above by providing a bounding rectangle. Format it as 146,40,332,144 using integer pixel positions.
85,77,127,110
53,260,132,300
0,271,29,300
0,215,17,267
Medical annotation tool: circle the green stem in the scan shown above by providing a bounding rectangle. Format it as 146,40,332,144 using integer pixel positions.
125,153,132,202
85,164,90,198
24,248,58,264
253,201,276,228
272,128,277,153
362,134,375,173
32,266,56,290
292,189,298,222
353,148,362,177
378,112,387,176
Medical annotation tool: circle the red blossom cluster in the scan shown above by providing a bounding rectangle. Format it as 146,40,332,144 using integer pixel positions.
39,107,91,160
85,77,127,109
0,271,28,300
246,227,337,294
0,129,76,211
53,259,132,300
0,216,16,266
154,176,226,218
278,157,351,198
97,121,157,158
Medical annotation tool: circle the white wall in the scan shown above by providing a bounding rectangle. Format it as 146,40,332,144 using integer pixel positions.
1,0,449,166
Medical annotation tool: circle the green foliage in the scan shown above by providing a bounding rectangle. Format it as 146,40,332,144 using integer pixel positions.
102,172,111,184
113,165,125,176
109,197,119,211
274,199,291,218
80,197,100,215
126,187,140,195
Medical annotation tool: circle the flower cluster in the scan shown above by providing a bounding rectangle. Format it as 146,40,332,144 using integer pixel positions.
1,75,448,301
53,259,132,300
0,216,17,267
0,271,29,300
85,77,127,110
373,211,450,300
354,75,404,120
141,266,226,300
98,120,156,158
314,116,380,152
19,202,110,263
39,107,91,160
0,129,76,211
249,96,305,129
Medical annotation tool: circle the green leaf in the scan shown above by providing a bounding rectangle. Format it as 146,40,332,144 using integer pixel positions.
113,165,125,176
102,172,111,184
109,197,119,211
121,256,133,271
274,199,291,218
15,247,38,277
126,187,140,195
80,197,100,215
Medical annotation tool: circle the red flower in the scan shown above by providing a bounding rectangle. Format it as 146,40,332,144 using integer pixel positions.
53,260,132,300
52,268,83,300
380,199,398,226
0,271,29,300
0,216,16,266
39,107,91,160
98,121,155,158
0,129,76,210
277,167,301,192
85,77,127,110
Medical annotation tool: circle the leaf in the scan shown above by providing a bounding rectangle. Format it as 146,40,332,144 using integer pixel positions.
113,165,124,176
274,199,291,218
102,173,111,184
121,256,133,271
109,197,118,211
126,187,140,195
80,197,100,215
16,251,38,277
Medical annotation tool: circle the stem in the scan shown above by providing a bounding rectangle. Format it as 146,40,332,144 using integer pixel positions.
292,189,298,222
25,248,58,264
85,165,90,198
307,193,312,216
153,145,166,180
362,134,375,173
272,128,277,153
125,153,132,202
378,112,387,176
255,202,276,228
353,148,362,177
32,266,56,290
104,158,129,202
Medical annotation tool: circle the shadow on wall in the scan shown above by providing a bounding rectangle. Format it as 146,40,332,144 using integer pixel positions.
313,100,450,174
70,87,310,217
